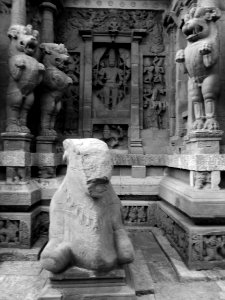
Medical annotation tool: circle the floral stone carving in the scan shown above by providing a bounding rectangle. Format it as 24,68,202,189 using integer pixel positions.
40,43,73,137
6,24,45,133
40,138,134,273
176,5,221,131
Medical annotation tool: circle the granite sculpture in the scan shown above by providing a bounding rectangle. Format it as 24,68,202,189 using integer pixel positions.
39,43,73,136
6,24,45,133
40,138,134,273
176,5,221,131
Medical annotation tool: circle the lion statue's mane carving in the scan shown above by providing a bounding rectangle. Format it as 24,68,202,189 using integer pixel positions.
39,43,73,137
40,138,134,273
6,24,45,133
176,5,221,131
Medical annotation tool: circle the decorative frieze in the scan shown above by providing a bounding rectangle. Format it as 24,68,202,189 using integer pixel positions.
64,0,168,10
155,202,225,269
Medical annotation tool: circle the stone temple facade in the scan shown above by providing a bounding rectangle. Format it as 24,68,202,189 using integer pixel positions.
1,0,225,274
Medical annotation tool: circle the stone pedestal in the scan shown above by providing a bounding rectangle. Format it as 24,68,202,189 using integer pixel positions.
1,132,33,152
39,265,136,300
184,130,223,154
155,201,225,270
36,136,58,153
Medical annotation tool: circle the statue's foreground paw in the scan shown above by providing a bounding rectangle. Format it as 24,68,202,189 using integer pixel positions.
203,118,219,130
20,125,30,133
192,119,204,130
115,229,134,265
6,124,21,132
40,242,73,273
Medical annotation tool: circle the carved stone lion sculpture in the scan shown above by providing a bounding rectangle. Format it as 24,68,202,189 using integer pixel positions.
6,24,45,133
39,43,73,137
176,6,221,131
40,138,134,273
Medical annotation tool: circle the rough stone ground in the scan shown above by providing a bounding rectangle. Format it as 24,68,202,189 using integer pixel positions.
1,229,225,300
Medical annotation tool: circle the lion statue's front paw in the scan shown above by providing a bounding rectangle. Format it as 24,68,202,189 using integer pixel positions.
20,125,30,133
204,118,219,130
6,124,21,133
192,119,204,130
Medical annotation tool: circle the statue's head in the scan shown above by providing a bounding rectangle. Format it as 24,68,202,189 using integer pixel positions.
63,139,113,200
40,43,70,71
7,24,39,56
182,6,221,42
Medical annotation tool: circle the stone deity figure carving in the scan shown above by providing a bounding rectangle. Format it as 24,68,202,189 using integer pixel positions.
176,6,221,131
40,139,134,273
39,43,73,136
6,24,45,133
98,49,125,110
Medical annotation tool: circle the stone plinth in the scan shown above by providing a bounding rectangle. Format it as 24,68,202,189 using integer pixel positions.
159,176,225,219
36,136,58,153
0,206,45,249
39,265,136,300
1,133,33,152
184,130,223,154
0,180,41,208
155,201,225,270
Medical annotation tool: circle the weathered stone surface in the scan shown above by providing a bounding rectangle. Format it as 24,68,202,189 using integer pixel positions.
0,151,31,166
36,136,58,153
1,133,33,151
40,139,134,273
0,180,41,206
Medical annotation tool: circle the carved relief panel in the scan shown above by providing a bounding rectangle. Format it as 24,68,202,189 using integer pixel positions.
92,124,128,149
92,46,131,119
143,55,167,129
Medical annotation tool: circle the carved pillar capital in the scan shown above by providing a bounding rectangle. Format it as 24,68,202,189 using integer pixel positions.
40,1,57,13
80,30,93,41
132,29,146,42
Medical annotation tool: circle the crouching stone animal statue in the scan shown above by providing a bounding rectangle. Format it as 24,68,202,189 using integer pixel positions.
40,138,134,273
6,25,45,133
39,43,73,137
176,5,221,131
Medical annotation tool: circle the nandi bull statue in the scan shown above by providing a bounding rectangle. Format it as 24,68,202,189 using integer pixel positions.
6,24,45,133
39,43,73,137
40,138,134,273
176,4,221,132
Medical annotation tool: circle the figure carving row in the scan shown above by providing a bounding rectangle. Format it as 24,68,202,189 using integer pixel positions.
6,24,73,136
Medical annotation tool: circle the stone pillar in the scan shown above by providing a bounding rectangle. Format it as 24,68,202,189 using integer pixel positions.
80,30,93,138
40,2,57,43
130,30,146,154
11,0,26,25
